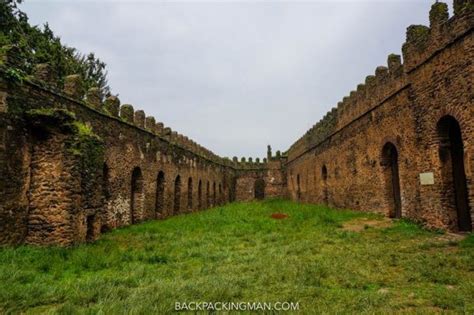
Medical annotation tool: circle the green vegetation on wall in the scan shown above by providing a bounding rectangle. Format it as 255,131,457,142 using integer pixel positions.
0,0,111,97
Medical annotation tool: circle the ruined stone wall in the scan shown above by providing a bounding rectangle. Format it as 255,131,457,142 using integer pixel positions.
286,1,473,231
0,63,248,245
0,63,288,246
235,157,287,202
0,1,471,246
0,78,30,245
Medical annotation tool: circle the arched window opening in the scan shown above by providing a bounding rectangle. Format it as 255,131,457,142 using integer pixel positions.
322,165,329,205
322,165,328,181
437,116,471,231
86,214,96,242
212,182,216,207
230,177,237,202
198,180,202,209
187,177,193,210
206,181,210,208
174,175,181,214
218,183,222,205
131,167,144,224
381,143,402,218
296,174,301,201
155,171,165,216
254,178,265,200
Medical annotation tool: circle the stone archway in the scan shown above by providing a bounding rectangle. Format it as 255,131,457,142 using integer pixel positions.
212,182,216,207
155,171,165,216
254,178,265,200
322,165,328,205
381,143,402,218
174,175,181,214
437,115,471,231
206,181,210,208
131,167,144,223
198,180,203,209
187,177,193,210
296,174,301,201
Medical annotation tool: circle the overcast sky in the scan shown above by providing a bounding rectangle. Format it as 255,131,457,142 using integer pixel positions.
21,0,439,159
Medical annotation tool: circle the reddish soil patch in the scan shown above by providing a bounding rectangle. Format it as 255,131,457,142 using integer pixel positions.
271,213,288,219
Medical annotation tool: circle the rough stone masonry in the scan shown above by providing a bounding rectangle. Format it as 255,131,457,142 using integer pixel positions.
0,0,472,246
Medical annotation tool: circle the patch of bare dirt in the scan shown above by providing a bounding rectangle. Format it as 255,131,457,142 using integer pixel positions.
342,217,393,232
433,232,467,243
270,213,288,219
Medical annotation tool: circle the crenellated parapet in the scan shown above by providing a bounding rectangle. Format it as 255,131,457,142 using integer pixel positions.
227,145,287,170
0,46,270,168
288,1,473,161
402,0,473,72
0,53,240,168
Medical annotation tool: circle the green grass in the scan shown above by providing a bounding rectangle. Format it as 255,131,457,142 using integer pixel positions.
0,200,473,314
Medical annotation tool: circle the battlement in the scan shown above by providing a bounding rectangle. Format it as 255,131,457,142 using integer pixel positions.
402,0,473,72
228,146,287,170
287,0,473,162
0,0,472,246
0,55,253,170
1,51,289,173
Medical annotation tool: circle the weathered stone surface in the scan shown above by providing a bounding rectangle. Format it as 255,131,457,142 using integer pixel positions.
33,63,56,85
286,2,473,232
134,110,145,128
86,87,102,110
0,2,472,247
120,104,134,123
104,95,120,116
63,74,84,99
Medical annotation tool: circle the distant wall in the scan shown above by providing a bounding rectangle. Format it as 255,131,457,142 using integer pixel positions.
235,159,287,202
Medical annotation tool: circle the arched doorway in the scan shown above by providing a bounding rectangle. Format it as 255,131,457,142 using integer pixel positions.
212,182,216,207
218,183,222,205
254,178,265,200
437,116,471,231
230,177,237,202
198,180,202,209
206,181,210,208
174,175,181,214
155,171,165,216
322,165,328,205
187,177,193,210
296,174,301,201
381,143,402,218
131,167,144,224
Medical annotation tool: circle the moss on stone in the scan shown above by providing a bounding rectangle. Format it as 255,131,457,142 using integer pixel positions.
25,108,77,129
406,25,430,50
27,107,76,119
430,2,449,25
26,107,104,170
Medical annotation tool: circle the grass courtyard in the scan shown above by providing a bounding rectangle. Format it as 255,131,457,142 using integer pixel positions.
0,200,473,314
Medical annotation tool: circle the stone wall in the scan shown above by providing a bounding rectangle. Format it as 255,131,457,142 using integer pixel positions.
0,0,472,246
285,1,473,232
0,55,288,246
235,157,287,202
